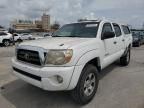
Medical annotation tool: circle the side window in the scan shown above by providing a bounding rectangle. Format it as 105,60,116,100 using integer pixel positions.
113,23,122,37
122,26,130,34
101,23,114,39
102,23,113,34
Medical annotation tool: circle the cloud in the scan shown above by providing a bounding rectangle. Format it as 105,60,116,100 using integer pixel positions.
0,0,144,29
0,5,6,9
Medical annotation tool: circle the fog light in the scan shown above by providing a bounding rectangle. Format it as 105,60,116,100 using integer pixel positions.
57,75,63,83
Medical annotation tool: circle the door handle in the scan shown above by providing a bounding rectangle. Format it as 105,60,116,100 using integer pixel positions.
113,41,117,44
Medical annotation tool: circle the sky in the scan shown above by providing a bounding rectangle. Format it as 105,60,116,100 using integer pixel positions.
0,0,144,29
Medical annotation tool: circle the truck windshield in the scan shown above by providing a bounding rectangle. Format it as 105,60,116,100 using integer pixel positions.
53,23,99,38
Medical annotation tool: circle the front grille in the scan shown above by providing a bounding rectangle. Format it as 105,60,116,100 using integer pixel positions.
17,49,41,65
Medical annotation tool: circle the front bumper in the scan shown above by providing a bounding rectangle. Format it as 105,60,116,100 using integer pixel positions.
12,58,75,91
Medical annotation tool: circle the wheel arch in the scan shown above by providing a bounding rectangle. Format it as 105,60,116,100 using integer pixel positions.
68,51,101,90
2,39,10,43
85,57,101,72
122,44,131,56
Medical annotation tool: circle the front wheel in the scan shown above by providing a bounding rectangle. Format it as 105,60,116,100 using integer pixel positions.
71,64,99,105
120,48,130,66
3,40,10,47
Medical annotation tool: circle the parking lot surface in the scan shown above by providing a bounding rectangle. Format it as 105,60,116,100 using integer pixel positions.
0,45,144,108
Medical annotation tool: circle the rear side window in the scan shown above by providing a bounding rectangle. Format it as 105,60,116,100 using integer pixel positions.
113,23,122,37
122,26,130,34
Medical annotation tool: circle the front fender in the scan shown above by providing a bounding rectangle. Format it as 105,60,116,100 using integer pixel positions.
76,49,101,66
67,49,101,90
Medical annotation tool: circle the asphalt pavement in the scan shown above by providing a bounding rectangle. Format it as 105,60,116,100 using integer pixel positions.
0,45,144,108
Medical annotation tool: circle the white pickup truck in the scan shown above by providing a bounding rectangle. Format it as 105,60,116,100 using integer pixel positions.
12,19,132,104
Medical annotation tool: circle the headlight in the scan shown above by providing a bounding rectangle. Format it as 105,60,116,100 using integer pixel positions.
45,49,73,65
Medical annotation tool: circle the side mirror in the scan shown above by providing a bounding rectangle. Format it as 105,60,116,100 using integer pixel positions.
101,32,115,40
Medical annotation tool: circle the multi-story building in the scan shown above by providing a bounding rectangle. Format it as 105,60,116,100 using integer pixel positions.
35,20,42,29
41,13,50,30
13,23,36,30
10,13,50,31
10,20,36,30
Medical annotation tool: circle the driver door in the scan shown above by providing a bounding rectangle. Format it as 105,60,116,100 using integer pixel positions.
102,23,116,57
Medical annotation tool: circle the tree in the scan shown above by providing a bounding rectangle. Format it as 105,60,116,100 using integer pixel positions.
51,21,60,30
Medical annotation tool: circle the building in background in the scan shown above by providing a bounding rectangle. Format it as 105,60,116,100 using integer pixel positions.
35,20,42,29
10,13,50,31
11,20,36,29
42,13,50,30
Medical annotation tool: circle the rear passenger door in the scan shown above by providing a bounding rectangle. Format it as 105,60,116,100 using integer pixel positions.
112,23,125,52
122,25,132,47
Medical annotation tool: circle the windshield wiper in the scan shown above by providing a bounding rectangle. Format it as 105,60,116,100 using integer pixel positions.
66,35,83,37
53,35,94,38
68,35,79,37
52,35,85,38
52,35,62,37
52,35,79,37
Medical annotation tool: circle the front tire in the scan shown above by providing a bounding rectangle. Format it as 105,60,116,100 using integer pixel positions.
71,64,99,105
3,40,10,47
120,48,130,66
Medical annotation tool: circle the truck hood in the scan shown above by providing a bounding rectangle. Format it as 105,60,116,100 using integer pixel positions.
20,37,93,49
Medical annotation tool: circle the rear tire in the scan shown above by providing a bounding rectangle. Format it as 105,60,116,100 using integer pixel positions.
120,48,130,66
71,64,99,105
3,40,10,47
